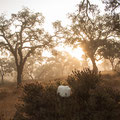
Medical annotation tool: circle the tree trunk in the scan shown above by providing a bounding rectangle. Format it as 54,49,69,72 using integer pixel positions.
1,74,4,84
91,57,98,72
110,62,114,70
109,59,114,71
17,66,23,86
61,65,64,77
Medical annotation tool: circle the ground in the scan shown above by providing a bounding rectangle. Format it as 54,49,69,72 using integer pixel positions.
0,71,120,120
0,83,21,120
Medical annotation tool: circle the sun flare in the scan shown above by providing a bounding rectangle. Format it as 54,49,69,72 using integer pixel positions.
42,45,84,61
54,45,84,60
65,46,84,60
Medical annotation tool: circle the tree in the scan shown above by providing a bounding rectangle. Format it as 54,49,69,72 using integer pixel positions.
0,8,53,86
79,0,120,11
55,5,112,72
115,60,120,73
98,40,120,70
51,50,82,76
35,50,82,80
22,56,37,81
102,0,120,11
79,0,120,33
0,57,15,84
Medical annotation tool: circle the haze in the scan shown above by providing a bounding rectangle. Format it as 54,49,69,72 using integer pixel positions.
0,0,104,32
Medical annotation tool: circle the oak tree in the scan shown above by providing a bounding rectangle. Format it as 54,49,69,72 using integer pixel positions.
0,8,53,86
66,5,112,72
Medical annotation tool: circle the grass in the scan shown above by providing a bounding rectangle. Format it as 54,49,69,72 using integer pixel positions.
101,71,120,90
0,71,120,120
0,83,21,120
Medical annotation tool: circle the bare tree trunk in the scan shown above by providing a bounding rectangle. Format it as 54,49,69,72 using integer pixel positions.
17,66,23,87
109,59,115,71
61,66,64,77
28,72,34,80
114,60,120,74
91,57,98,72
111,62,114,70
1,74,4,84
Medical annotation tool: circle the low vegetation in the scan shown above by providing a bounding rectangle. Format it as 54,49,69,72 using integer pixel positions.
12,69,120,120
0,0,120,120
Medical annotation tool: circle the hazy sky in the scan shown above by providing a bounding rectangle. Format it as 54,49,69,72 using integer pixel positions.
0,0,80,18
0,0,105,61
0,0,80,31
0,0,103,32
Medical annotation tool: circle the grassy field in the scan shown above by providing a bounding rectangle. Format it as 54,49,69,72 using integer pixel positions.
0,83,21,120
0,71,120,120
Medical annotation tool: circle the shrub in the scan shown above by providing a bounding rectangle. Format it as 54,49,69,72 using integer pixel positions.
67,68,101,101
13,82,76,120
67,68,120,120
14,68,120,120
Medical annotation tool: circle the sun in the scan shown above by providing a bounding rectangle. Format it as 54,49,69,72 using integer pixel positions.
55,45,84,60
42,45,84,61
65,46,84,60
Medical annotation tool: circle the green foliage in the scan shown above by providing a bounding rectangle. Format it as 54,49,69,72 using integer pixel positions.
14,69,120,120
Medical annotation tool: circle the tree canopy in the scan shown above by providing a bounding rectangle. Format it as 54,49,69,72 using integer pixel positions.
0,8,53,85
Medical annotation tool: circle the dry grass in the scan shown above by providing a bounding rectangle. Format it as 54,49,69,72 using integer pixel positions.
102,71,120,90
0,83,21,120
0,72,120,120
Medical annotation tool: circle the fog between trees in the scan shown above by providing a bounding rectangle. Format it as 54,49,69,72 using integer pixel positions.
0,0,120,86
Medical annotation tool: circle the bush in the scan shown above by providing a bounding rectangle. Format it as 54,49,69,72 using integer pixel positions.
14,68,120,120
67,68,120,120
13,82,76,120
67,68,102,100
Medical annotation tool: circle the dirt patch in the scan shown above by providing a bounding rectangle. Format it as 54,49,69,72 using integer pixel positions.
0,85,21,120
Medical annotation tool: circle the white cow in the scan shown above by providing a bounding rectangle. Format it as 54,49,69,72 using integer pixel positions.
57,85,71,97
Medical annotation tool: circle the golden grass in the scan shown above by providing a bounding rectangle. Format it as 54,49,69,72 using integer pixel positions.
0,72,120,120
0,84,21,120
